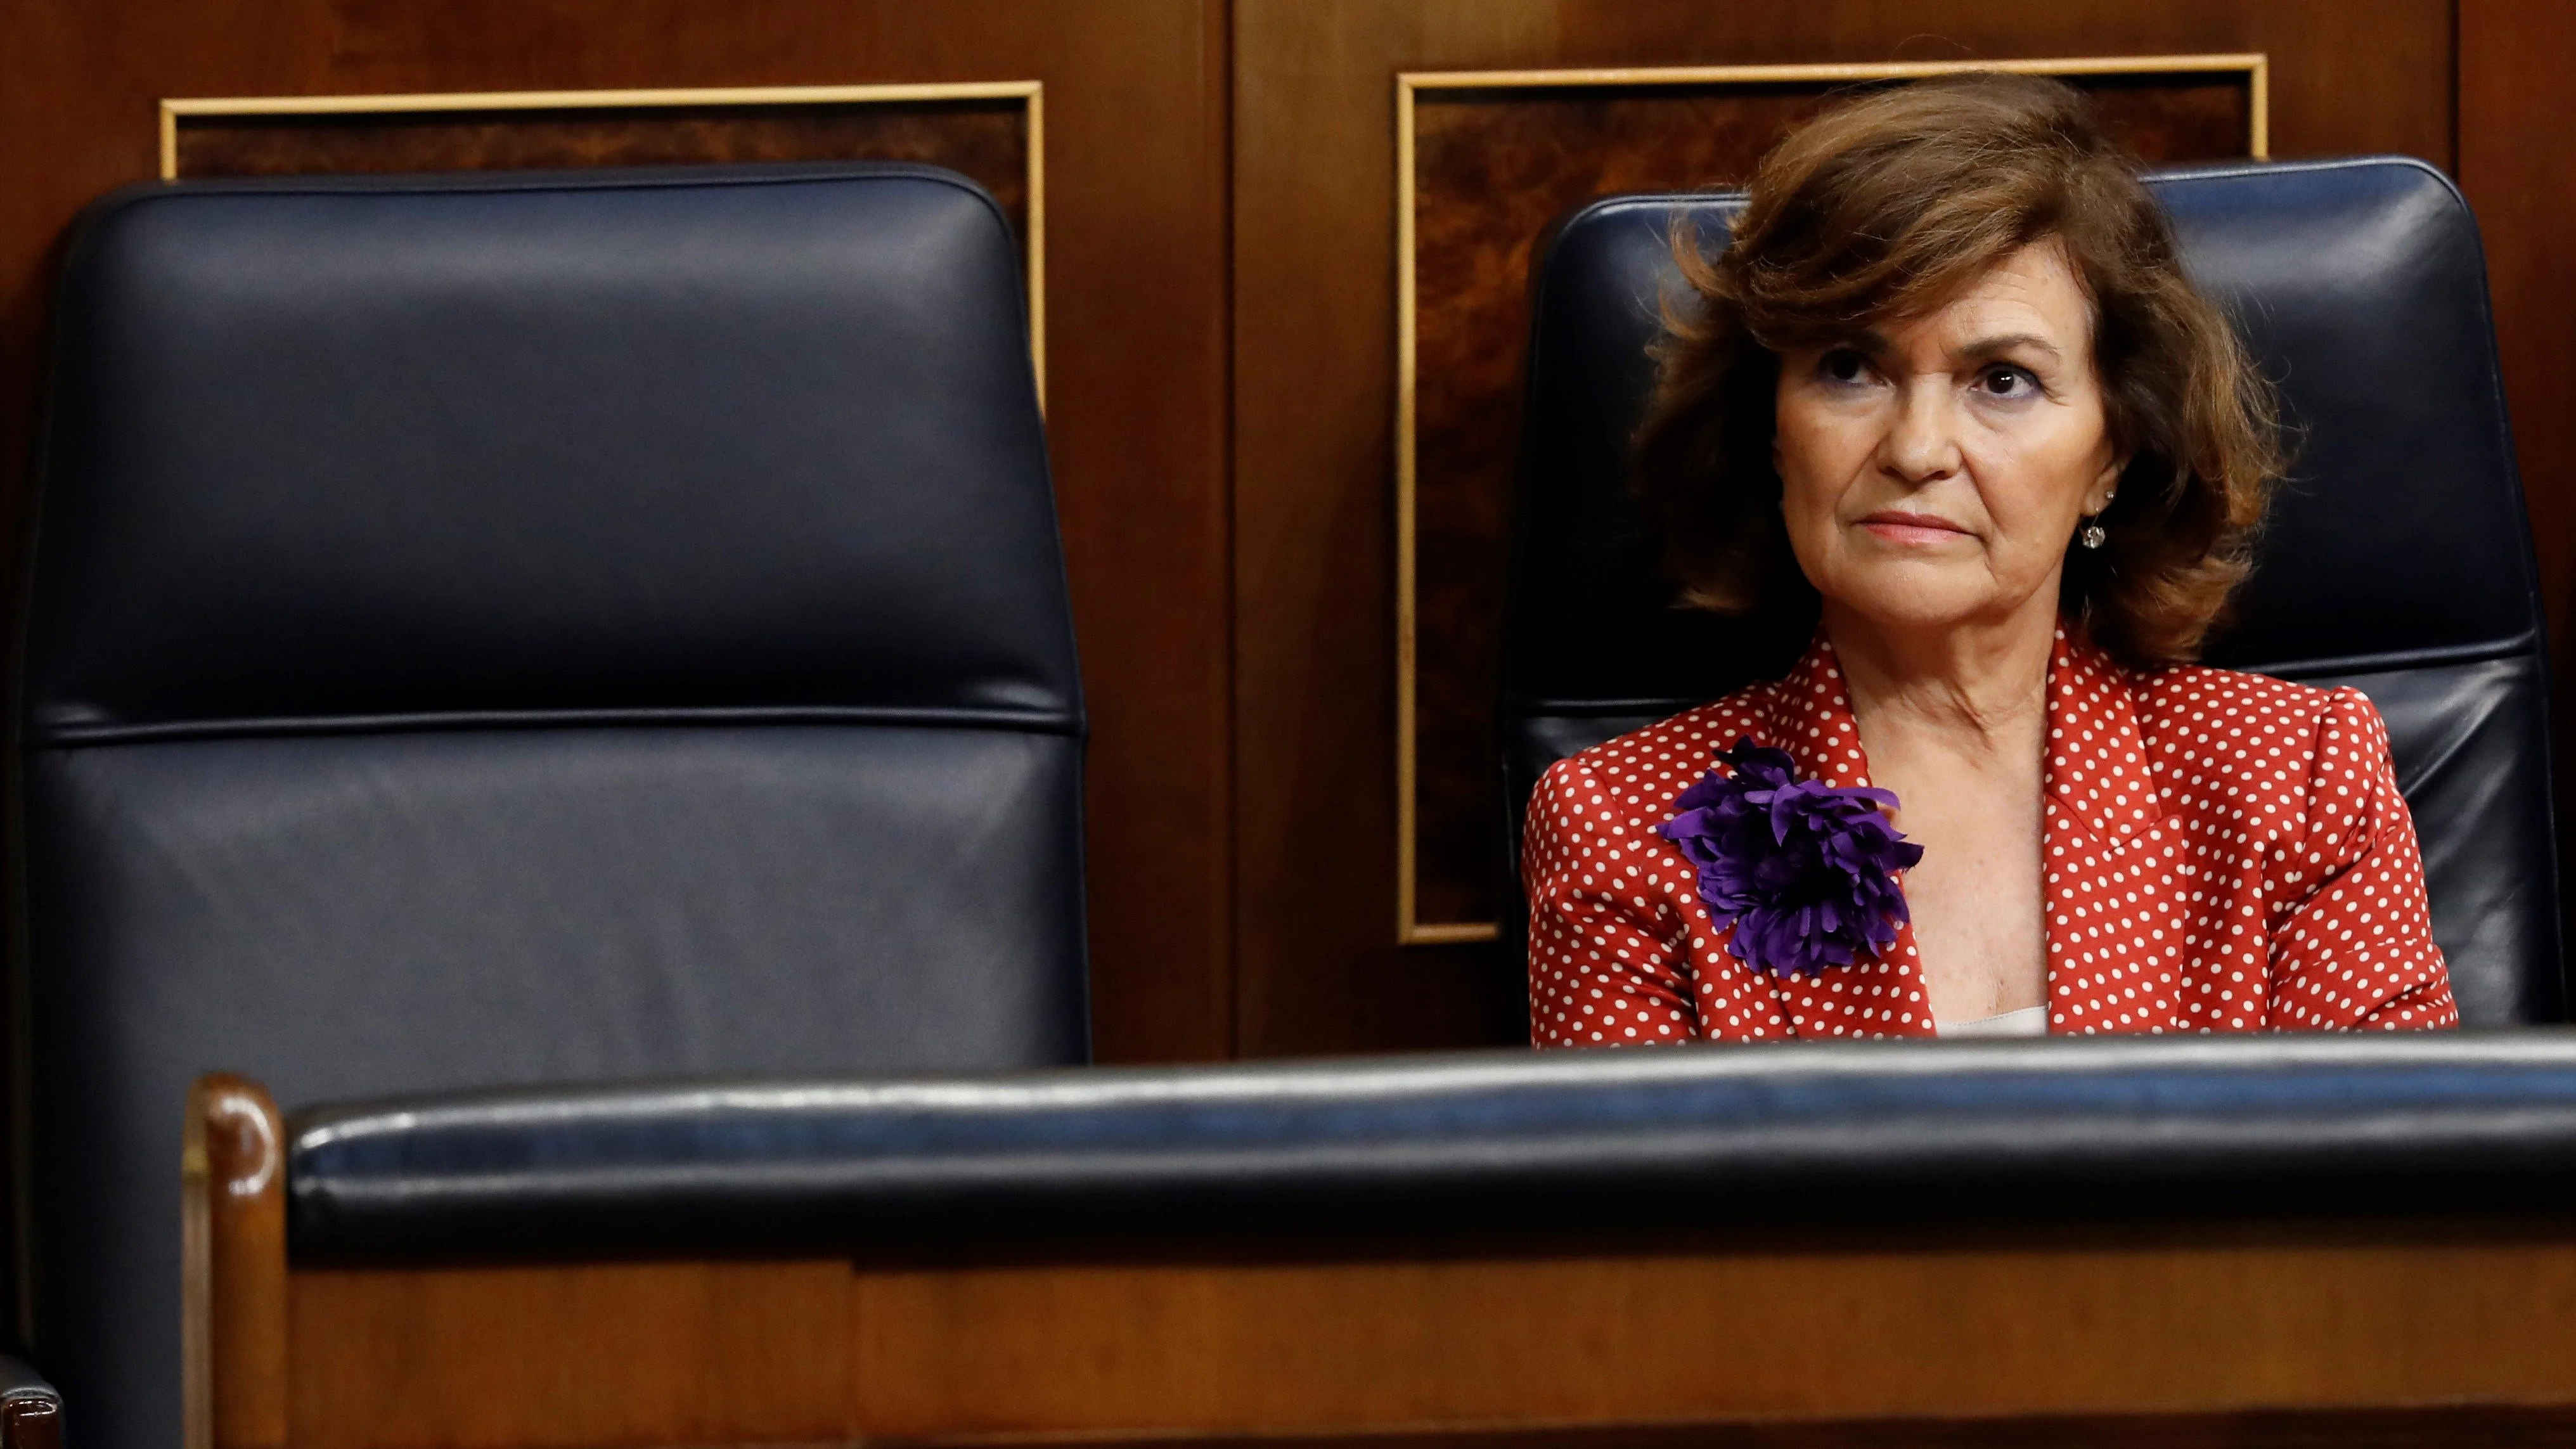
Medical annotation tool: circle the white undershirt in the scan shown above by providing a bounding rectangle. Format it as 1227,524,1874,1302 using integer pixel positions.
1934,1004,2049,1038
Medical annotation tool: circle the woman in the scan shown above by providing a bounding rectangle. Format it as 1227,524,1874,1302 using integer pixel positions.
1523,73,2456,1043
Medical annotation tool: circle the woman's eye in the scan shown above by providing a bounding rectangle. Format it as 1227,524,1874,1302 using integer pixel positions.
1978,365,2039,398
1820,349,1870,384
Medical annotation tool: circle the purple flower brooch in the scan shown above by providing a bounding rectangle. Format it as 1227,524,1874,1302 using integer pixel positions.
1655,738,1924,976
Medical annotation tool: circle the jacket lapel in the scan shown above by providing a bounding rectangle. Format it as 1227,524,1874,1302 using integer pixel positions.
2039,628,2185,1032
1748,638,1935,1040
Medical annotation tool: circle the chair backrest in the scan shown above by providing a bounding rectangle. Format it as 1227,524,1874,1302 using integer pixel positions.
16,164,1087,1449
1502,157,2562,1027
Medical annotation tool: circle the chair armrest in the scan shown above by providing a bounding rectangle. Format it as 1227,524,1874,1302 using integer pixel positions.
285,1033,2576,1262
0,1353,63,1449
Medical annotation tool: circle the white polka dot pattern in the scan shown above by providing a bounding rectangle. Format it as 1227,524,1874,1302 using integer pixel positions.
1521,629,2457,1045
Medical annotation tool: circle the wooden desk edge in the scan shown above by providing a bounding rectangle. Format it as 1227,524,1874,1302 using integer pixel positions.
194,1073,2576,1449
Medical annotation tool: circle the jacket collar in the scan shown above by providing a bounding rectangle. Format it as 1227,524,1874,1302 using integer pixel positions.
1753,624,2162,847
1758,636,1877,792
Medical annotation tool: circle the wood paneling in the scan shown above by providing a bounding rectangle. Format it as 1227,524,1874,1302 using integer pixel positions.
2459,0,2576,1005
844,1231,2576,1435
171,98,1033,263
290,1261,853,1448
176,98,1021,186
0,0,1235,1065
1044,1406,2576,1449
1233,0,2456,1057
276,1223,2576,1446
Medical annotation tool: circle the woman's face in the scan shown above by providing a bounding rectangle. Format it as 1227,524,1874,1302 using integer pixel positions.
1772,240,2124,638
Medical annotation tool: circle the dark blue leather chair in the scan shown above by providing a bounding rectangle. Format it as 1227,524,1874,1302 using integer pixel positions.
1500,157,2563,1027
15,163,1083,1449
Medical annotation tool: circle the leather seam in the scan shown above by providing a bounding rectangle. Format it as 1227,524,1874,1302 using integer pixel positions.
22,704,1084,749
2235,637,2539,680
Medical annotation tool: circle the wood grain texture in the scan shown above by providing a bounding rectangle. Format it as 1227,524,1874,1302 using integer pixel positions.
1031,1405,2576,1449
290,1261,851,1448
0,0,1233,1066
173,100,1033,260
1233,0,2456,1057
183,1076,287,1449
2459,0,2576,1019
280,1224,2576,1446
1407,73,2253,931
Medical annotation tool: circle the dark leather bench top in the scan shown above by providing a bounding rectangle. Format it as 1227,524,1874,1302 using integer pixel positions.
287,1033,2576,1260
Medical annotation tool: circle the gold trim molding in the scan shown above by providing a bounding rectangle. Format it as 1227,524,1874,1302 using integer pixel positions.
1393,55,2269,946
160,82,1048,401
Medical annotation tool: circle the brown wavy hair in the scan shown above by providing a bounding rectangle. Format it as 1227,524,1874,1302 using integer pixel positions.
1633,72,2281,669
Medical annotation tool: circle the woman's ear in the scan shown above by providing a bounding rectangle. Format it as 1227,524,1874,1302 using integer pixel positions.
2087,451,2130,515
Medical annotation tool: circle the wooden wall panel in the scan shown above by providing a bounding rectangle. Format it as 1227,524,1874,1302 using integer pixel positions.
1233,0,2456,1057
0,0,1235,1065
2460,0,2576,1014
171,100,1034,263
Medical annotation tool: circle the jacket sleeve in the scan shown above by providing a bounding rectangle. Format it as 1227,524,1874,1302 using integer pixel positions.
2264,688,2458,1030
1522,754,1700,1046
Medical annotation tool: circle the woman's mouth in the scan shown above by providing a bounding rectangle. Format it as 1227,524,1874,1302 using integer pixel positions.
1857,510,1970,546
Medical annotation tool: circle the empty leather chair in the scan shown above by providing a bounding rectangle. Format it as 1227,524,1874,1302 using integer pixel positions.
15,162,1085,1449
1502,157,2562,1026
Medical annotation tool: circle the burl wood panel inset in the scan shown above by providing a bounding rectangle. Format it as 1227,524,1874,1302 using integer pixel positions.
171,101,1030,271
1407,74,2252,932
280,1225,2576,1448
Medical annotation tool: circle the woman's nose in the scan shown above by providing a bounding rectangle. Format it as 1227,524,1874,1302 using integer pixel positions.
1879,383,1963,482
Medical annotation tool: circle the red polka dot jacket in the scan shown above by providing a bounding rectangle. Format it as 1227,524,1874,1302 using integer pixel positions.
1523,628,2459,1043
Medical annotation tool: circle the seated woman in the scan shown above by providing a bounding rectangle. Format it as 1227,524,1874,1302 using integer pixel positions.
1523,73,2456,1044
